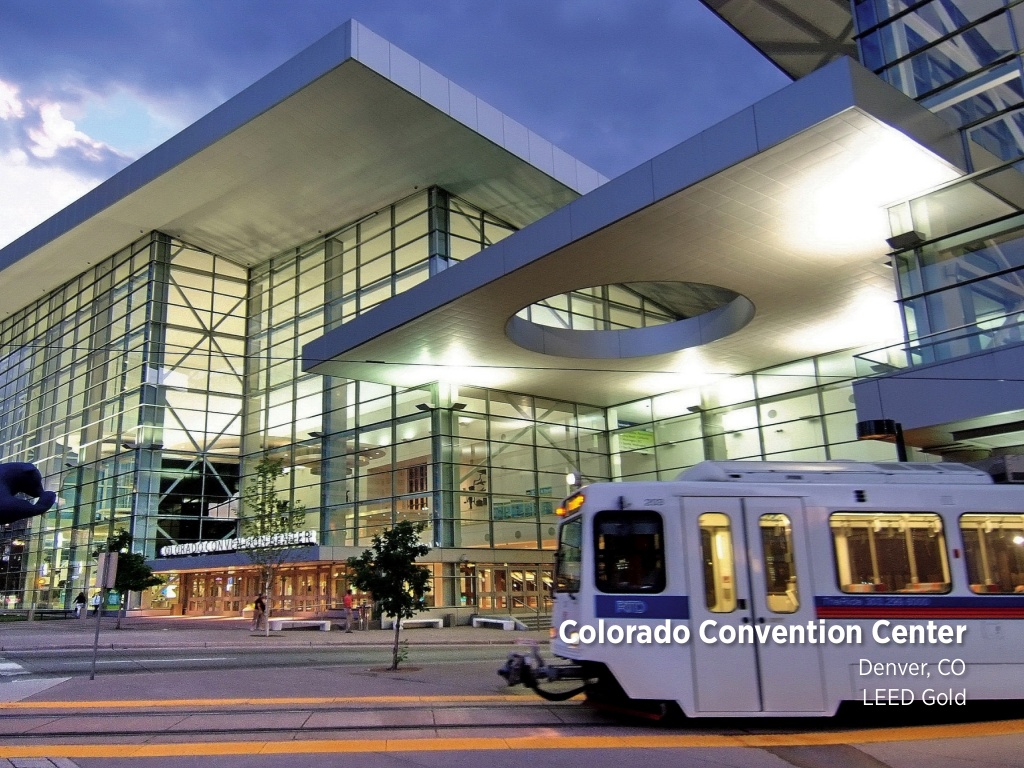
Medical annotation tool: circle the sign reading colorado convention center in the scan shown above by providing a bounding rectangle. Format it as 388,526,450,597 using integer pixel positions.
158,530,318,557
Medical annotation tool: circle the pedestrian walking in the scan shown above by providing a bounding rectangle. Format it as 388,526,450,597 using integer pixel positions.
344,589,354,632
251,594,266,630
73,591,87,618
90,592,101,616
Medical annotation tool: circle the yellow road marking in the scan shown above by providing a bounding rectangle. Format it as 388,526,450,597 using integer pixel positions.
0,719,1021,758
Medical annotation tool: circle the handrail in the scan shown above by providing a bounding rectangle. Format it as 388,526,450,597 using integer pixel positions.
854,313,1024,376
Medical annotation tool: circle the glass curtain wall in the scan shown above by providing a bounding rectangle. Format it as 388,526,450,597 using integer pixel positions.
856,0,1024,171
0,181,909,613
609,349,903,482
0,237,156,608
150,237,247,560
242,187,516,547
855,0,1024,367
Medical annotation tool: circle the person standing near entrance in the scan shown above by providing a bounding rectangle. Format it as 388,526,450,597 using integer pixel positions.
343,589,354,633
252,594,266,630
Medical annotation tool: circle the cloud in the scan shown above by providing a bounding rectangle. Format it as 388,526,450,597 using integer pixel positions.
0,148,98,248
0,80,24,120
28,101,110,160
0,1,789,247
0,76,132,247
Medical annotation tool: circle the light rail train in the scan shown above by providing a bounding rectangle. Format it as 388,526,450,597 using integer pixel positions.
500,460,1024,717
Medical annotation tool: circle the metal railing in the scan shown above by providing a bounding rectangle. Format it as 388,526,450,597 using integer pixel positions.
854,313,1024,376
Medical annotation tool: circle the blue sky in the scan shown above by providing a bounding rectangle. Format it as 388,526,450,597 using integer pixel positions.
0,1,788,248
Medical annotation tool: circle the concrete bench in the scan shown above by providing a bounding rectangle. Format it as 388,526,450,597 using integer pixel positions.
400,618,443,629
472,616,515,631
267,619,331,631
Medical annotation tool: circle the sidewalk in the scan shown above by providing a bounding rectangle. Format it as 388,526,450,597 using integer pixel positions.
0,614,550,652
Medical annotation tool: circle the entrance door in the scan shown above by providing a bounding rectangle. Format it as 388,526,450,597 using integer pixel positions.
477,566,552,616
682,496,825,714
477,567,508,611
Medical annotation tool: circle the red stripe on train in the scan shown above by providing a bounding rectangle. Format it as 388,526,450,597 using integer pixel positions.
816,609,1024,618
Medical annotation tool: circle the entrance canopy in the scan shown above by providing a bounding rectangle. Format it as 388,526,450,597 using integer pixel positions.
304,59,966,406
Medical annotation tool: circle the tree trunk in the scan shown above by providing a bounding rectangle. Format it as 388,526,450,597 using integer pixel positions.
391,621,401,670
264,575,271,638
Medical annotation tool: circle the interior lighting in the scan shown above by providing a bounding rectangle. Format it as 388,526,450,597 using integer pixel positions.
785,285,903,356
785,126,960,258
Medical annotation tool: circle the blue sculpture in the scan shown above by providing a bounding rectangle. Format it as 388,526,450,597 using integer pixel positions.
0,463,56,524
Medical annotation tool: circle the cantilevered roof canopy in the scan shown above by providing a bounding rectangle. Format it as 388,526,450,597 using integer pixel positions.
0,20,603,318
304,59,968,407
700,0,857,80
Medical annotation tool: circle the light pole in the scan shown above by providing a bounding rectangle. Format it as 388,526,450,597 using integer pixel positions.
856,419,908,462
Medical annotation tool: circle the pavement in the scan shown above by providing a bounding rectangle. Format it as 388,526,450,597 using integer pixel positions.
0,614,552,768
0,616,1022,767
0,614,550,652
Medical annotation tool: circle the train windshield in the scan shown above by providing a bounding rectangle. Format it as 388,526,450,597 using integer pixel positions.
555,516,582,593
594,511,666,593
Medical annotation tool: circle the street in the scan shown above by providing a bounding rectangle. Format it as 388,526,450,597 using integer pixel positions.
2,643,508,677
0,619,1022,767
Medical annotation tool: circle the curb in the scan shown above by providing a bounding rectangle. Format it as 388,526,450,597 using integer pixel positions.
1,638,545,653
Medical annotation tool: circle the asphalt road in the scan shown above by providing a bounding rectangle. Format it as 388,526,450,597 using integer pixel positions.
1,631,1022,768
3,643,509,678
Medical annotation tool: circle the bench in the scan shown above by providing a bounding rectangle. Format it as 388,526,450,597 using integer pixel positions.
29,608,75,620
381,616,444,630
267,619,331,631
472,616,515,631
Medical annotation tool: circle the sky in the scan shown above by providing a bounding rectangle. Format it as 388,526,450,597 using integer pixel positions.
0,1,788,250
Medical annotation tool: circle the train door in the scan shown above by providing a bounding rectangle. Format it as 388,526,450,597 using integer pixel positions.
742,496,825,712
682,496,825,714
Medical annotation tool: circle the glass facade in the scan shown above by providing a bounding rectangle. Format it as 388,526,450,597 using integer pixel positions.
0,172,888,615
4,19,945,615
854,0,1024,377
0,237,156,609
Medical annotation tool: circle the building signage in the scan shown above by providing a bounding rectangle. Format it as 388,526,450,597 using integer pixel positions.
158,529,318,557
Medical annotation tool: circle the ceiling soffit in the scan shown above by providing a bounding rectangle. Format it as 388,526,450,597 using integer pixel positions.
304,58,967,407
0,20,601,319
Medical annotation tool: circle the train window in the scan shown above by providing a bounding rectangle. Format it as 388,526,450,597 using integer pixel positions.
960,514,1024,593
830,512,950,594
760,514,799,613
698,513,736,612
555,516,583,593
594,512,665,593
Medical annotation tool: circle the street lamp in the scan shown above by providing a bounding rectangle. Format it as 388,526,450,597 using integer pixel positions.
856,419,908,462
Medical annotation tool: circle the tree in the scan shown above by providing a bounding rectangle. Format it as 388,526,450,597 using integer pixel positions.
99,530,163,629
347,519,431,670
240,457,307,634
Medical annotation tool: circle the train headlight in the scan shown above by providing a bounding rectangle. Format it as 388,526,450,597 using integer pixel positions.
557,493,585,516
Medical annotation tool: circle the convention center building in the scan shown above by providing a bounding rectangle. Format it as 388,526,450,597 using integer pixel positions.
2,5,1023,621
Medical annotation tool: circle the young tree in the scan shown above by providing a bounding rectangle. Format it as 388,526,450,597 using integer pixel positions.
99,530,163,629
347,520,430,670
240,457,307,634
